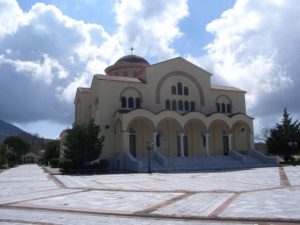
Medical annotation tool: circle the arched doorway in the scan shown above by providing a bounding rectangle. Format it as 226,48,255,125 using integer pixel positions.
208,120,230,156
157,118,182,157
127,117,154,158
232,121,251,153
184,119,207,156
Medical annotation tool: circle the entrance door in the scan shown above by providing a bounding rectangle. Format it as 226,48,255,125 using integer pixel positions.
177,135,188,156
223,136,229,155
177,136,180,156
184,135,188,156
129,134,136,157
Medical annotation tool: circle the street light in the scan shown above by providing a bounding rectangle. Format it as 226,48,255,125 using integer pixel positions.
144,141,153,174
288,141,297,166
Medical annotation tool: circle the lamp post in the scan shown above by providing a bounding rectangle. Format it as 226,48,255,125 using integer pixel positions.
288,141,297,166
144,141,153,174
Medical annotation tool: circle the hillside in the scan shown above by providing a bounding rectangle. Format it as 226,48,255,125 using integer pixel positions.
0,120,51,153
0,120,25,143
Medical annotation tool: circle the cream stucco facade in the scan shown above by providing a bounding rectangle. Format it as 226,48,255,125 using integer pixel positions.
71,55,257,171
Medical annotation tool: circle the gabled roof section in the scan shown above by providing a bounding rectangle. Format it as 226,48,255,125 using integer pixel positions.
78,87,92,93
94,74,143,83
149,57,213,76
211,85,246,93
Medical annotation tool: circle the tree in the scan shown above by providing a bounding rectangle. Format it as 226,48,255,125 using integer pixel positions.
43,140,60,165
0,145,17,167
3,136,30,163
0,145,7,166
255,127,271,143
63,120,105,169
266,108,300,162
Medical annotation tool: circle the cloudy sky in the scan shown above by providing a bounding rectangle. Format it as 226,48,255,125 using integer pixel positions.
0,0,299,139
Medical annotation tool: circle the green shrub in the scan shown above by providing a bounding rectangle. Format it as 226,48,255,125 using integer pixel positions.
58,161,74,171
49,158,59,168
99,159,110,171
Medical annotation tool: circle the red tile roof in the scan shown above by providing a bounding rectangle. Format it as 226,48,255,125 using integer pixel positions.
78,87,92,93
95,74,142,83
211,85,246,93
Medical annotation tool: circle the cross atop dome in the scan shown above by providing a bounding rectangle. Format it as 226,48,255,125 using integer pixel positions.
130,47,135,55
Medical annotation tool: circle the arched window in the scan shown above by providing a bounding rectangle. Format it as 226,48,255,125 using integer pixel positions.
172,100,177,110
216,103,220,112
128,97,134,108
171,86,176,95
165,99,170,109
121,97,127,108
135,98,141,108
190,101,195,111
227,104,232,113
221,103,226,113
178,100,183,111
184,87,189,95
177,82,183,95
184,101,189,111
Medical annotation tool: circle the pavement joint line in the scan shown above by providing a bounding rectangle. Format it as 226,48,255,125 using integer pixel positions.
1,189,88,206
0,187,61,198
47,174,66,189
134,192,194,215
63,187,239,193
3,205,300,225
0,218,58,225
279,166,292,186
209,192,240,217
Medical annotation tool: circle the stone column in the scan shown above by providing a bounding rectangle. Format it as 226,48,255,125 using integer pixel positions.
122,131,130,153
179,132,185,157
153,132,158,152
228,133,233,153
205,133,210,156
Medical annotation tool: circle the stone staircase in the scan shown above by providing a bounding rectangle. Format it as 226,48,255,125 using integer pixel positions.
136,151,277,172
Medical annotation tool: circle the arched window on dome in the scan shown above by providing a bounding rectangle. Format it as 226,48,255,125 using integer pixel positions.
128,97,134,108
184,101,189,111
178,100,183,111
227,104,232,114
121,97,127,108
216,103,220,112
171,86,176,95
172,100,177,110
221,103,226,113
184,87,189,96
165,99,170,110
135,98,141,108
177,82,183,95
191,101,195,111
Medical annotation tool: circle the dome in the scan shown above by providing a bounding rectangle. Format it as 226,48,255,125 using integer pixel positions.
115,54,150,65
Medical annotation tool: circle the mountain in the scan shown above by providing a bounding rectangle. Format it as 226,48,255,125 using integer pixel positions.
0,120,26,143
0,120,51,153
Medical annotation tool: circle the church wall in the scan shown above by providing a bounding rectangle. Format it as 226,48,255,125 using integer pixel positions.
210,89,246,114
91,79,145,158
74,91,92,125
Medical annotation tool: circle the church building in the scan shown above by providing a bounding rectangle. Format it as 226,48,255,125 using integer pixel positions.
68,54,275,171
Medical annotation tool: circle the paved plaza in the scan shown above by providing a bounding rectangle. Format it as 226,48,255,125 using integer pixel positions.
0,165,300,224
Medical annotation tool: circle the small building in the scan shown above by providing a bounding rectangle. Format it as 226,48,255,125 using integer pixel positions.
65,54,275,171
22,152,41,164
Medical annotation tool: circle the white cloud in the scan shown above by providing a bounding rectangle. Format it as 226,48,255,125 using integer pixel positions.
0,0,188,126
190,0,300,122
0,54,69,83
114,0,189,59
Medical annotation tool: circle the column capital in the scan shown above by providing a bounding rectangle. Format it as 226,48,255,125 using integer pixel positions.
228,133,233,137
179,132,185,137
205,132,209,137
